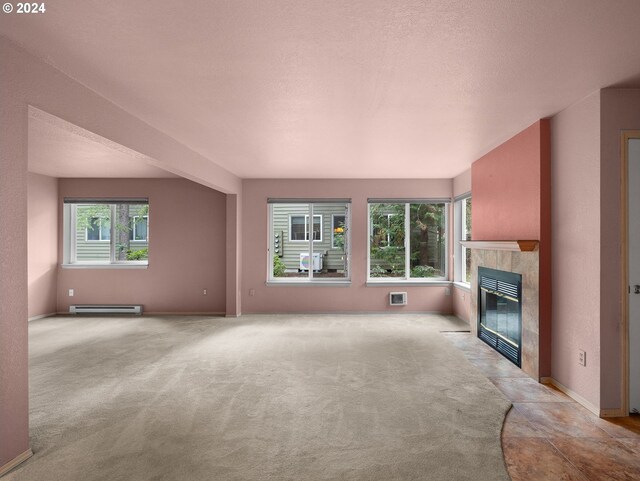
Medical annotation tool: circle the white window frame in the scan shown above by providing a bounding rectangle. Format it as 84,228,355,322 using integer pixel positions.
64,202,149,268
131,215,149,242
367,201,449,283
454,194,471,285
289,214,323,242
268,201,350,285
331,214,346,249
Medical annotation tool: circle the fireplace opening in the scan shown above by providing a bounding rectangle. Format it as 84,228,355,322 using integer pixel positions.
478,267,522,367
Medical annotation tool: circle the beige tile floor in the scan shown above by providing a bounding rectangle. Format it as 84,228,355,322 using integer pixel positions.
441,332,640,481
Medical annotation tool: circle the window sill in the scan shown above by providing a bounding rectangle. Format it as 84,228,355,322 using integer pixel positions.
452,281,471,292
366,280,451,287
62,263,149,269
266,280,351,287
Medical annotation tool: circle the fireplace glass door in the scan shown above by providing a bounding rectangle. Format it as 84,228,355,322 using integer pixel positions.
478,267,522,366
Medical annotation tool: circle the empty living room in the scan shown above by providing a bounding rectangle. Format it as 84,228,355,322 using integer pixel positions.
2,1,640,480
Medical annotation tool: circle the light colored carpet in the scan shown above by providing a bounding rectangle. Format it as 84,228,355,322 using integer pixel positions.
8,314,511,481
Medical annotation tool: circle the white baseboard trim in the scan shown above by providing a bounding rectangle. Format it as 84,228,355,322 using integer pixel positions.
28,312,56,322
143,312,226,316
0,449,33,477
240,311,451,316
540,377,600,416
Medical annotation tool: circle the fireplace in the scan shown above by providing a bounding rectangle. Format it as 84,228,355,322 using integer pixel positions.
478,266,522,366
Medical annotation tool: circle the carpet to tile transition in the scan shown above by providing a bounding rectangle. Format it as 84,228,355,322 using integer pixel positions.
8,314,511,481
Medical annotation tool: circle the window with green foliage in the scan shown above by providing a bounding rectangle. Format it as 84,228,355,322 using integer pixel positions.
368,201,448,280
454,195,472,284
64,200,149,265
463,197,472,282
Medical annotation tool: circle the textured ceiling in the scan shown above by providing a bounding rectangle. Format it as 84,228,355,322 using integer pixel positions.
28,108,177,179
4,0,640,179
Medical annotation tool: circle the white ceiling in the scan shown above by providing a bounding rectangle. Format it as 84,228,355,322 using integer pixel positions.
4,0,640,179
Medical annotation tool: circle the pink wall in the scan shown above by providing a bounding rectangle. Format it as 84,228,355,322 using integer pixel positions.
226,193,242,316
28,173,59,319
57,178,227,314
453,168,471,198
241,179,454,313
452,286,471,324
1,36,243,465
0,61,30,469
552,89,640,413
471,120,551,377
600,89,640,409
551,93,602,409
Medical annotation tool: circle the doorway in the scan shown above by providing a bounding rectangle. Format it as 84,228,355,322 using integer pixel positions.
624,132,640,415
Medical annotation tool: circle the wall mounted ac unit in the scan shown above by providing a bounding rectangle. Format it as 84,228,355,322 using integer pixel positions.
299,252,322,271
389,292,407,306
69,305,143,315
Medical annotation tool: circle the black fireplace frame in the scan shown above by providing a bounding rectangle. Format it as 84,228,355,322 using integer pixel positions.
477,266,522,367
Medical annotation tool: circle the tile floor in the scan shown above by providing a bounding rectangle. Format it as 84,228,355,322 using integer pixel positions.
441,331,640,481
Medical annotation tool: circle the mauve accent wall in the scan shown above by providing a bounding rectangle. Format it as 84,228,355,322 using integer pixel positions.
471,120,551,377
57,178,226,314
241,179,453,314
28,173,59,319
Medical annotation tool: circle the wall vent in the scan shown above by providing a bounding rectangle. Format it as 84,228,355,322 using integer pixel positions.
389,292,407,306
69,305,143,315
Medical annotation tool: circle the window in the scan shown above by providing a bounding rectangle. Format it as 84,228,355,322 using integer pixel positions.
64,199,149,266
269,201,350,282
131,215,148,241
368,201,448,280
463,197,472,282
370,213,397,247
454,195,472,283
86,216,110,241
289,215,322,241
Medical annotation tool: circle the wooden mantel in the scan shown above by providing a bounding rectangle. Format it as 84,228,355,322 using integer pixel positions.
460,240,539,252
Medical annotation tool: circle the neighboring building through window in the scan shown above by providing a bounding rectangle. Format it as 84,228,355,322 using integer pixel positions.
86,216,110,241
269,201,350,282
368,201,448,280
131,215,149,241
64,200,149,265
289,214,322,241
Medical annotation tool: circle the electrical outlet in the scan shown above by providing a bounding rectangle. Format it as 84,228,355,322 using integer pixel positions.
203,289,207,295
68,289,74,297
249,289,255,297
579,349,586,367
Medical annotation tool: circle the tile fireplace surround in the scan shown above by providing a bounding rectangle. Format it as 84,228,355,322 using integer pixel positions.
462,241,540,380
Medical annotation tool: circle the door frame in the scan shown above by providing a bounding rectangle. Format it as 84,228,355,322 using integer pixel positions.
621,130,640,416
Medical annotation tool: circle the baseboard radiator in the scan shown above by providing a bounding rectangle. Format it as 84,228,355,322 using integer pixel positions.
69,305,143,315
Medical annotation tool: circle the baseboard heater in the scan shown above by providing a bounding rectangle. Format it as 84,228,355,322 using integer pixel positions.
69,305,143,315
